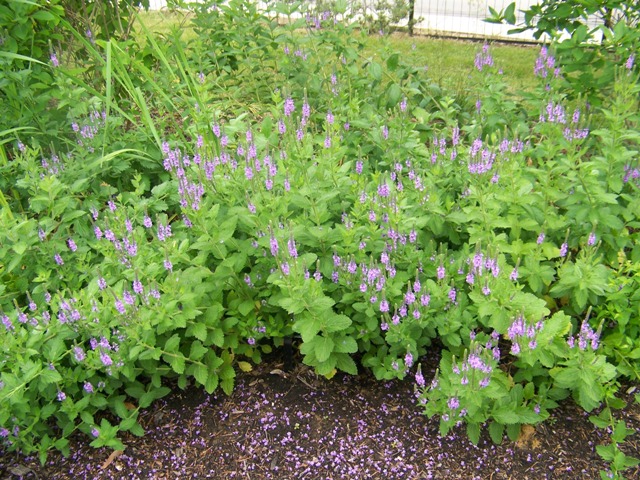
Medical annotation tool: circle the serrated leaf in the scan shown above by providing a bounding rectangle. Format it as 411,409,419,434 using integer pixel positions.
38,368,62,386
164,334,180,353
194,363,208,385
293,314,322,342
334,353,358,375
489,421,504,444
324,314,352,333
221,377,235,395
333,336,358,353
169,354,185,374
314,336,335,363
189,340,208,360
467,422,481,445
279,297,305,314
493,408,520,424
210,328,225,348
188,322,207,342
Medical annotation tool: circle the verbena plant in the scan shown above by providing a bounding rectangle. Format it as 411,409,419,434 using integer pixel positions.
0,0,639,474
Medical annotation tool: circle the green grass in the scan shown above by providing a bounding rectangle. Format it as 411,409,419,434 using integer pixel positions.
363,33,538,93
134,10,539,94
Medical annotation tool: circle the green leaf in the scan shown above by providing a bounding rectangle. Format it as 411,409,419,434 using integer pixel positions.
38,368,62,386
387,83,402,108
489,421,504,444
307,295,335,316
386,53,399,71
493,408,520,424
188,322,208,342
506,423,521,442
194,363,208,386
466,422,480,445
164,334,180,353
334,353,358,375
169,354,186,374
293,314,323,342
333,336,358,354
504,2,516,24
210,328,225,348
596,444,615,461
279,297,305,314
369,61,382,81
324,314,352,333
189,341,208,361
315,336,335,363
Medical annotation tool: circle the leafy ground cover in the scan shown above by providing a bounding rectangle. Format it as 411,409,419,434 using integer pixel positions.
1,0,640,478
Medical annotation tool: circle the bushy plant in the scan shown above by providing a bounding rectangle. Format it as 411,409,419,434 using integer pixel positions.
1,1,639,474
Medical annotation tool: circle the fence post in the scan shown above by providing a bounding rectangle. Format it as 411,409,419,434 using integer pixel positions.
408,0,415,35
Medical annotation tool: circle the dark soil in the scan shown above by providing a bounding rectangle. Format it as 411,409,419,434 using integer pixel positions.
2,351,640,480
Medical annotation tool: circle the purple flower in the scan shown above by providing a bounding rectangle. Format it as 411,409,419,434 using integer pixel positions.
377,182,390,197
378,299,389,313
560,242,568,257
437,265,445,280
284,97,295,117
50,53,59,67
98,277,107,290
537,232,545,244
114,298,126,315
123,290,135,305
448,287,457,304
356,160,363,174
74,346,86,362
67,238,77,252
420,294,430,307
57,391,66,401
281,262,290,276
100,351,113,367
509,268,518,281
54,253,64,265
143,216,153,228
588,232,596,246
626,54,635,70
247,337,256,345
326,110,334,125
447,397,459,410
2,315,13,331
404,291,416,305
83,382,94,393
91,428,100,438
270,236,279,256
415,368,425,387
405,352,414,368
164,259,173,271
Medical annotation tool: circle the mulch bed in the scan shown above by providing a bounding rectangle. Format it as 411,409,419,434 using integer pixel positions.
2,351,639,479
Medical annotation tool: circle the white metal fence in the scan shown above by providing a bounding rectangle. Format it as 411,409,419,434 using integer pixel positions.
147,0,605,42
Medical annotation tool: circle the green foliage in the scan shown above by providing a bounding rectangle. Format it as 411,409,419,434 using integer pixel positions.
488,0,640,103
1,0,640,468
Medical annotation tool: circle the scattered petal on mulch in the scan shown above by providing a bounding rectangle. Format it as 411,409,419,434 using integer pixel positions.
2,354,639,479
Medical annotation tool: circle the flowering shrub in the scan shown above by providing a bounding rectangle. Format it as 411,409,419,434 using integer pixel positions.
0,0,639,473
